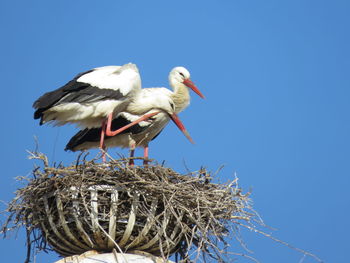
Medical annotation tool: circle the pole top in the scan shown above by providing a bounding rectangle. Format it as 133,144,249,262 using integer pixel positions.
54,250,175,263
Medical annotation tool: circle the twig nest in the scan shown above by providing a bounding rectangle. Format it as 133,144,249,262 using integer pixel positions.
34,175,185,257
2,153,254,262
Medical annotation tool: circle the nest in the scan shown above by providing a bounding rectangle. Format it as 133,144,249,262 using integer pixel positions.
2,152,259,262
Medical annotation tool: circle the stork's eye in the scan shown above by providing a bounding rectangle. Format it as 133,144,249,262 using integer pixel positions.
179,72,185,77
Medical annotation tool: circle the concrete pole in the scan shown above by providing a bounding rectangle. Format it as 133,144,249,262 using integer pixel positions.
55,250,175,263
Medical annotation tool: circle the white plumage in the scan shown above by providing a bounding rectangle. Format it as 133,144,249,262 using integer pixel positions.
76,65,140,95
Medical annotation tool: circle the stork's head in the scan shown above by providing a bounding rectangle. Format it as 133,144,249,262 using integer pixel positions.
169,67,205,99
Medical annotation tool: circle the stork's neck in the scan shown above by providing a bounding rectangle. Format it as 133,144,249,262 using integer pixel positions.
171,84,190,113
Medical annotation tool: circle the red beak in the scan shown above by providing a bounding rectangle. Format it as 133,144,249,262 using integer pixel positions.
183,79,205,99
169,113,194,144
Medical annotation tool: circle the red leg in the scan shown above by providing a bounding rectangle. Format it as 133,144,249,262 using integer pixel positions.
105,111,161,137
129,146,135,166
100,120,107,162
143,145,149,166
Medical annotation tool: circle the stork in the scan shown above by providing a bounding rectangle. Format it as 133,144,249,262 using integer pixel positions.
33,63,141,128
66,110,171,165
33,64,203,161
65,67,205,164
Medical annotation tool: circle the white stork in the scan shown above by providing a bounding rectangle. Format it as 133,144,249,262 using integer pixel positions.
33,64,204,161
33,63,141,128
65,110,171,165
65,67,205,164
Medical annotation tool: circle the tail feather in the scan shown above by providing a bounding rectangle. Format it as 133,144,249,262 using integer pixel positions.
65,128,100,151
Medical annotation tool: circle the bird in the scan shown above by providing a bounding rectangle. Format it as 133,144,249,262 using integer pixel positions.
33,64,204,161
33,63,141,129
65,110,170,165
65,67,205,164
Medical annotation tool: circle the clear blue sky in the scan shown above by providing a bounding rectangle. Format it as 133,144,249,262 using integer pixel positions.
1,1,349,262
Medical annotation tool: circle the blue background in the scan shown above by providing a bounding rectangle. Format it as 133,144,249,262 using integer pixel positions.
1,1,349,262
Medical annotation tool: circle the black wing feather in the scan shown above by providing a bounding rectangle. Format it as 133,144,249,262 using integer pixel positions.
33,69,125,120
33,70,93,109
